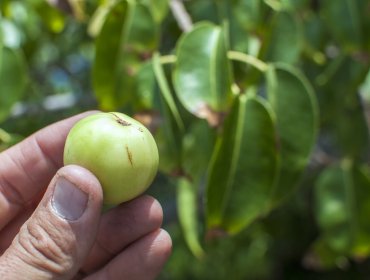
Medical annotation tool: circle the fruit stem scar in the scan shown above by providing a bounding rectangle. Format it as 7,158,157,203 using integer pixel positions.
126,145,133,166
110,113,131,126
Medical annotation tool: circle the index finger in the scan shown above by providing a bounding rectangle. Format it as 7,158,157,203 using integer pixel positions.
0,111,97,230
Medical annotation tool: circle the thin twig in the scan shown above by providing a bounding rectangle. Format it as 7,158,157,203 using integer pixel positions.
169,0,193,32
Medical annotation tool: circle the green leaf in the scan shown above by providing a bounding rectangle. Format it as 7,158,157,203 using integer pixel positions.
0,128,23,152
126,2,159,52
155,95,182,174
177,178,205,259
152,52,184,132
141,0,169,23
232,0,262,31
321,0,363,51
314,163,355,253
134,60,157,110
264,11,302,64
0,47,27,122
279,0,308,11
206,95,279,234
0,15,3,67
92,1,160,111
130,59,181,174
309,237,348,270
92,1,130,111
267,63,318,206
88,0,120,37
173,22,233,119
37,2,66,33
182,120,216,183
316,56,369,160
352,165,370,257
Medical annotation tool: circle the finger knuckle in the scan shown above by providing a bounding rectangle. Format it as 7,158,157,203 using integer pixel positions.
16,219,75,276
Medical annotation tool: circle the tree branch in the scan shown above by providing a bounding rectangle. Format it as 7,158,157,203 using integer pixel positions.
169,0,193,32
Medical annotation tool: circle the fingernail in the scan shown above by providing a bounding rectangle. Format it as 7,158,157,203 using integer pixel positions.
51,177,88,220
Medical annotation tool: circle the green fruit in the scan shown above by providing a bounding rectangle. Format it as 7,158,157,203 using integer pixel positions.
64,112,159,206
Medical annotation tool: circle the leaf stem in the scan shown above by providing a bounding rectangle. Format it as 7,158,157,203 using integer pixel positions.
227,51,269,72
0,128,11,143
159,54,177,65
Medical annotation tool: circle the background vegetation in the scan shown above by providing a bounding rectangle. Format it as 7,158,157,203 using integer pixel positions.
1,0,370,279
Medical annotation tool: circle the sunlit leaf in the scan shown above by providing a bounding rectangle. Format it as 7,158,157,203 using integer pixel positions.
37,2,66,33
88,0,120,37
92,1,130,110
173,22,233,121
207,95,279,234
92,1,160,111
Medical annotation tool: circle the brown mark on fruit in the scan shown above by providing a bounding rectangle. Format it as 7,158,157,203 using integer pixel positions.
126,145,133,166
110,113,131,126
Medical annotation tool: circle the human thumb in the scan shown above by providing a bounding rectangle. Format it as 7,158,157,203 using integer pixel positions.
0,165,103,280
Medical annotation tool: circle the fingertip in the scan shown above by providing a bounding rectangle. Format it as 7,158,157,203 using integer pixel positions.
56,165,103,205
152,229,172,261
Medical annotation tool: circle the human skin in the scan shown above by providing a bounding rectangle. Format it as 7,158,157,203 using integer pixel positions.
0,112,172,279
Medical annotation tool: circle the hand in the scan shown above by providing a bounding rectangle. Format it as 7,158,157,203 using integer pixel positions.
0,112,172,280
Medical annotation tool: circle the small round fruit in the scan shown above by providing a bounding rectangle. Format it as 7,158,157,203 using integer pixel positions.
63,112,159,206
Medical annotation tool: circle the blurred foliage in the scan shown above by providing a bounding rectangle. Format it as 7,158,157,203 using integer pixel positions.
1,0,370,279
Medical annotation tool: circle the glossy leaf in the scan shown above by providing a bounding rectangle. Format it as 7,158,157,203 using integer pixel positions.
264,11,302,64
173,22,233,119
177,178,205,259
0,47,27,122
314,163,354,253
267,63,318,206
206,95,279,234
152,52,184,132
